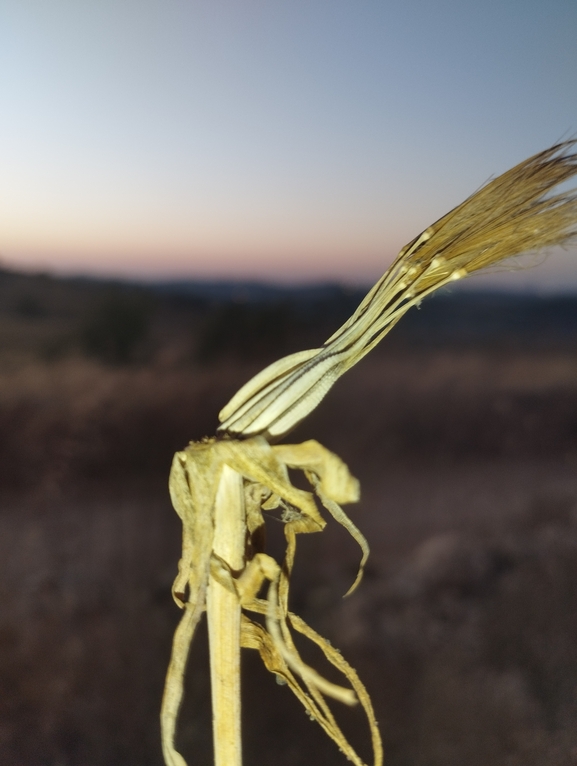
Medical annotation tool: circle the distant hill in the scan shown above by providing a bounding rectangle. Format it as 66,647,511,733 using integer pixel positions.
150,278,361,306
388,289,577,349
149,279,577,351
1,267,577,365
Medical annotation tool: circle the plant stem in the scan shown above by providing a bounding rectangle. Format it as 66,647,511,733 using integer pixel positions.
207,464,246,766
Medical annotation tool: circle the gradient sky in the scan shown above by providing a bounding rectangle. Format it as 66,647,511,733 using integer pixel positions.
1,1,576,288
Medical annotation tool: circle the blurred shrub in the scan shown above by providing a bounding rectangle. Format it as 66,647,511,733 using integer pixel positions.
81,291,153,364
14,294,46,318
196,301,295,362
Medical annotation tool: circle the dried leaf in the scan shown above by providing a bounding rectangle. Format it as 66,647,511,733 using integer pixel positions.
162,438,382,766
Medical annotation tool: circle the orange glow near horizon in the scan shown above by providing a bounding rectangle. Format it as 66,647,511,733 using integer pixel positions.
2,2,577,288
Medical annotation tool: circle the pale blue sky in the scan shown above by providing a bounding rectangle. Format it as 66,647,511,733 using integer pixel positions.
1,1,576,288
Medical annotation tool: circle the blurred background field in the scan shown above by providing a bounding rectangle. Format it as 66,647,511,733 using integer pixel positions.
3,268,577,765
4,2,577,763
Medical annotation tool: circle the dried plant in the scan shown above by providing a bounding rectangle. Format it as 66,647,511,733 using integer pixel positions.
161,141,577,766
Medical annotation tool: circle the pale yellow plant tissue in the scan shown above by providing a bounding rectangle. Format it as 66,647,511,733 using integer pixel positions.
161,142,577,766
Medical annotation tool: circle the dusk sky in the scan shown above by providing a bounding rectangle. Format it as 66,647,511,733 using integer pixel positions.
1,1,577,289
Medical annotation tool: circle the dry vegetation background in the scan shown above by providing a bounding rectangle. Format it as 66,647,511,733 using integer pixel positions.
2,268,577,765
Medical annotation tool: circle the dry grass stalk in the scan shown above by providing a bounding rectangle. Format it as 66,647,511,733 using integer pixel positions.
206,465,245,766
218,141,577,440
163,141,577,766
162,437,381,766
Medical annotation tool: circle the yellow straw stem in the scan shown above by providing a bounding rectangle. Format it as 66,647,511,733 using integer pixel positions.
206,465,246,766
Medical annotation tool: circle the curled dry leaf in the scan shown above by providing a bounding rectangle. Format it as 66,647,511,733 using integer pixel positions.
162,436,382,766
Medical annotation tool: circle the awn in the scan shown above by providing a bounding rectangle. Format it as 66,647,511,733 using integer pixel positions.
162,142,577,766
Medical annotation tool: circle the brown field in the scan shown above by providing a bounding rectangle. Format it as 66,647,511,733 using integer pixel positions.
2,272,577,765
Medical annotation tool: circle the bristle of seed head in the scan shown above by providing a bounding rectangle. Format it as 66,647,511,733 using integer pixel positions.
219,141,577,439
